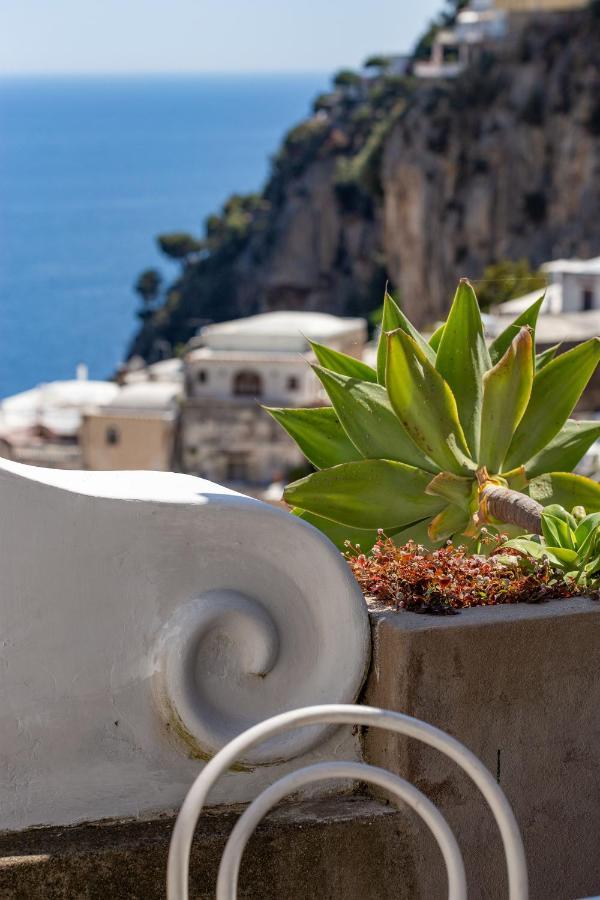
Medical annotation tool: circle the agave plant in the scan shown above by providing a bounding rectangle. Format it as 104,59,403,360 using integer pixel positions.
499,504,600,591
267,282,600,550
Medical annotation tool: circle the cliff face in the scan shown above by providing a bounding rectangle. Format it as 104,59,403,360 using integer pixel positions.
130,7,600,361
382,10,600,324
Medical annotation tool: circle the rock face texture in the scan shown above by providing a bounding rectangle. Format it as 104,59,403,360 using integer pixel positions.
382,11,600,325
130,8,600,361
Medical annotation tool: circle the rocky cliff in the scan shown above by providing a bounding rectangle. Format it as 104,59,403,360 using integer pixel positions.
129,5,600,361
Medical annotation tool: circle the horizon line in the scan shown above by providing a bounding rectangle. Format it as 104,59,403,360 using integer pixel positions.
0,68,334,79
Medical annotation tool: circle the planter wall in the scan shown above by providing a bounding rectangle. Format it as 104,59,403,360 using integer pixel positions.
364,598,600,900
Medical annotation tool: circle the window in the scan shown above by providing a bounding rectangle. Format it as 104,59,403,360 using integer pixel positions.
105,427,120,446
233,370,263,397
582,288,594,312
197,369,208,384
287,375,299,391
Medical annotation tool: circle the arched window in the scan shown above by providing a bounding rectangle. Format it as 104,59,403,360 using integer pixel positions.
233,370,263,397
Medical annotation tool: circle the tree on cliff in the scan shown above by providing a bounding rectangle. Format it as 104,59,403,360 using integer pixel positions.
157,233,204,265
134,269,162,306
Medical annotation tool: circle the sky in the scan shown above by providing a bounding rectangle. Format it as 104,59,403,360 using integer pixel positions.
0,0,442,75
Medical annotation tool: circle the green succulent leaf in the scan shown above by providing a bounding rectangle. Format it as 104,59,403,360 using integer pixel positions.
265,406,361,469
313,365,438,471
528,472,600,513
283,459,446,530
575,513,600,566
386,329,475,475
501,538,577,569
425,471,475,512
488,295,545,365
574,512,600,548
428,503,470,542
535,343,561,372
479,327,533,473
309,340,377,383
541,507,576,550
376,290,435,384
504,338,600,471
435,280,491,455
390,517,444,550
428,322,446,351
292,508,382,551
523,419,600,479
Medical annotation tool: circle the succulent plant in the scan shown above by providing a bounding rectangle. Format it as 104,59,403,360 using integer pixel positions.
267,281,600,549
499,504,600,591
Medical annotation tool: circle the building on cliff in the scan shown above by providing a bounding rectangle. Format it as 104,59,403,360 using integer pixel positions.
180,311,366,486
413,0,589,79
80,381,181,472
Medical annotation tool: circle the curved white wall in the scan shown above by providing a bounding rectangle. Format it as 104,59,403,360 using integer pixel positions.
0,460,370,830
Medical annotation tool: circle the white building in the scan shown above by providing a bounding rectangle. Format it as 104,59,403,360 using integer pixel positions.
182,311,367,485
414,0,508,79
0,375,119,467
494,255,600,325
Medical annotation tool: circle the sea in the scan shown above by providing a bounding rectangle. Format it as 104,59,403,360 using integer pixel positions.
0,74,326,399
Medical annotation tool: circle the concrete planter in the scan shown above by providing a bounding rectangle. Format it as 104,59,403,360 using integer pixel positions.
364,597,600,900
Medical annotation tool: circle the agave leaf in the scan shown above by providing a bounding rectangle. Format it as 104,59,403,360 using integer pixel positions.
376,291,435,384
435,280,491,455
536,343,561,372
292,508,382,551
479,327,533,473
390,517,444,550
504,338,600,471
488,295,545,365
283,459,446,530
428,322,446,351
313,365,439,472
521,419,600,479
386,329,475,475
428,503,470,542
309,340,377,383
528,472,600,513
265,406,361,469
503,466,529,491
425,471,475,511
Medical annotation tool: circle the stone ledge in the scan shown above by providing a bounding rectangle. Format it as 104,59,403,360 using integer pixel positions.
0,796,414,900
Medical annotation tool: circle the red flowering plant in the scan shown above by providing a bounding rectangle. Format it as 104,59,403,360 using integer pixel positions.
345,530,579,615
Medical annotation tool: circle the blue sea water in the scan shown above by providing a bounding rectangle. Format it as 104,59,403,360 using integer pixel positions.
0,74,326,398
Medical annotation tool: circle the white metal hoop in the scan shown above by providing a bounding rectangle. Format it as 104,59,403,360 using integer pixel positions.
167,704,528,900
216,761,467,900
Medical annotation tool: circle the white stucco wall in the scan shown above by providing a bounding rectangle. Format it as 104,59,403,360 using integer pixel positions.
185,352,323,405
0,460,370,831
559,272,600,312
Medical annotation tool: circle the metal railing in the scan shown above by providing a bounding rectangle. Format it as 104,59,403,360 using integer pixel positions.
167,704,528,900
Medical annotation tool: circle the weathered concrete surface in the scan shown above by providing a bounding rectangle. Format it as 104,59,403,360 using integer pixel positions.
363,597,600,900
0,796,414,899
